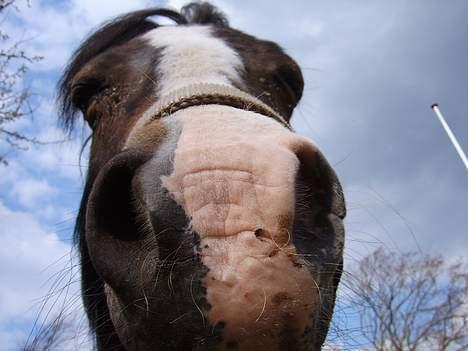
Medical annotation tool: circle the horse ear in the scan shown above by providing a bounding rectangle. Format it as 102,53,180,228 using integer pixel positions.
274,61,304,105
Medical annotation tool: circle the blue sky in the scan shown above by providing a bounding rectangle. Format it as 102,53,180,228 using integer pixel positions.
0,0,467,349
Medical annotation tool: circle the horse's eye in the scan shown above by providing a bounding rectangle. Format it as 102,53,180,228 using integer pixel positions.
71,79,106,128
71,79,104,112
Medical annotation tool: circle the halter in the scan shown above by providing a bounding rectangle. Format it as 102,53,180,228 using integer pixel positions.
146,83,291,129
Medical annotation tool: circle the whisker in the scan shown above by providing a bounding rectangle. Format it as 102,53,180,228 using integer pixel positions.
190,273,206,327
255,289,268,322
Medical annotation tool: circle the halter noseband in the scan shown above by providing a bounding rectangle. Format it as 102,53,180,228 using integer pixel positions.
146,83,291,129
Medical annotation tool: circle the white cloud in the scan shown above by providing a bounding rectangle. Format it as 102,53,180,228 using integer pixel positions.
12,177,57,208
0,328,28,351
0,200,83,348
0,201,74,316
4,0,150,72
70,0,151,25
25,129,89,182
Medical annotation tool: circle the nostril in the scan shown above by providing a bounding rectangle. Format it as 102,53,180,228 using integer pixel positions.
85,150,154,295
87,150,151,242
295,143,346,221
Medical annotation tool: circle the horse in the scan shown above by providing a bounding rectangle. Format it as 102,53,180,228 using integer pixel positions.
57,3,346,350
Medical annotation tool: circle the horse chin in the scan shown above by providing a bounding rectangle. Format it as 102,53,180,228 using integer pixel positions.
103,248,322,351
103,252,321,351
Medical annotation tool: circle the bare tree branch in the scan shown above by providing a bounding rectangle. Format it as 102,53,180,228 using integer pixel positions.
347,248,468,351
0,0,43,165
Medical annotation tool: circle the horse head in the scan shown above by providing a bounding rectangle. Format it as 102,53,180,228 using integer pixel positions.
58,3,345,350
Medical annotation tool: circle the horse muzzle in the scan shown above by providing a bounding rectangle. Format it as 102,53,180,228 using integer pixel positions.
85,104,345,351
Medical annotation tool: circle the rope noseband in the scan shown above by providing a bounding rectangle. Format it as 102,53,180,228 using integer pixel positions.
146,83,291,129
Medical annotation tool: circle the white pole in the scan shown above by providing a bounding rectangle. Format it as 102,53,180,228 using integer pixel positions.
431,103,468,171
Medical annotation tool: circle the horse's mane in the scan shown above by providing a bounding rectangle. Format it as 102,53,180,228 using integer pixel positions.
57,2,228,132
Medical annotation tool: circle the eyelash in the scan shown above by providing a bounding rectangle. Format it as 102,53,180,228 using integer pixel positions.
71,79,104,112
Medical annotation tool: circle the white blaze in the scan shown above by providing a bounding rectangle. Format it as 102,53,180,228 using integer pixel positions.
143,25,244,96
